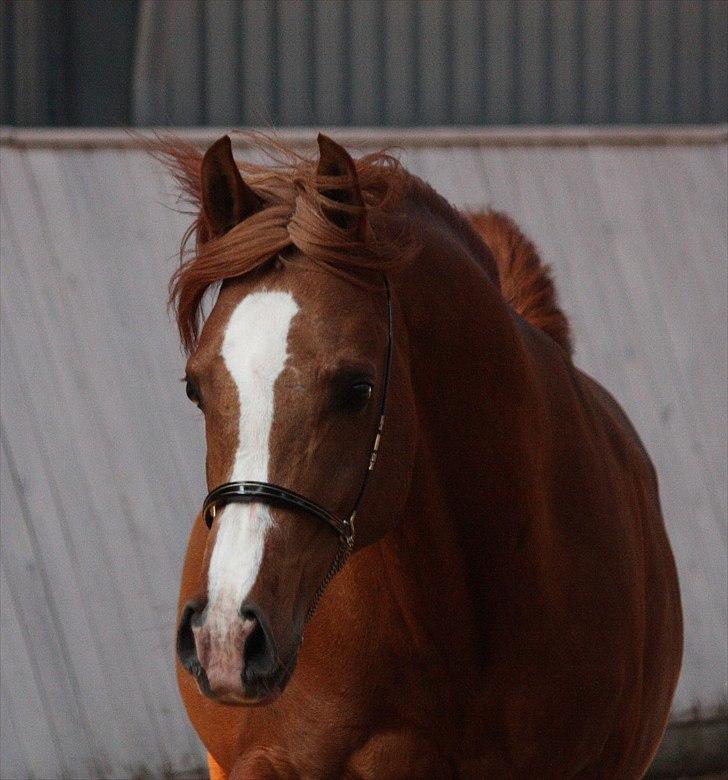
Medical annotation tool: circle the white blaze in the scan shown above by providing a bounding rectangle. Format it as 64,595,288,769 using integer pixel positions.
207,290,299,615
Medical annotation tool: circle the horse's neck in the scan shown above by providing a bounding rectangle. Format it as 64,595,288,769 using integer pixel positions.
311,205,555,669
383,211,556,648
403,178,501,286
376,433,484,663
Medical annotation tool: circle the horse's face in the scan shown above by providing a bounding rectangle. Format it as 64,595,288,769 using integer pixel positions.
176,136,416,704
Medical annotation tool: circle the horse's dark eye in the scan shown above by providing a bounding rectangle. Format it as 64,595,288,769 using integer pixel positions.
340,381,373,412
185,378,202,408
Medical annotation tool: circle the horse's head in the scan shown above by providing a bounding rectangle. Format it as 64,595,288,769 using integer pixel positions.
172,135,417,704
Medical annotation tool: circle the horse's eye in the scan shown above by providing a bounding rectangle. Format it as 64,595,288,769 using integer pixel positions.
339,381,373,412
185,378,202,408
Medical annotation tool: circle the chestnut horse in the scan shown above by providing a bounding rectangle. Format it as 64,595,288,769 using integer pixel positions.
163,134,682,778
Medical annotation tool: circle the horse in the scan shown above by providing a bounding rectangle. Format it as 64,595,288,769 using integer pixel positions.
161,133,682,778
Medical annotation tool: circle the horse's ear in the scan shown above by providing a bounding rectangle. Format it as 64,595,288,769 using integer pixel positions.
316,133,366,239
200,135,263,240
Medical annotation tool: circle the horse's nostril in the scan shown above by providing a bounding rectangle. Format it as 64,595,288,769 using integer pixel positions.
240,605,277,682
176,599,206,677
244,621,267,671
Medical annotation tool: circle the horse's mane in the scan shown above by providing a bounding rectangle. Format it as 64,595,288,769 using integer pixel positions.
155,134,417,353
156,134,572,357
469,212,573,355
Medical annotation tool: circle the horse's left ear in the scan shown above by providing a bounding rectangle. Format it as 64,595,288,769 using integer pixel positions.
200,135,263,240
316,134,366,239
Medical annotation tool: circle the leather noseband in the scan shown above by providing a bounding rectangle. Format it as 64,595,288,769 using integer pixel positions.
202,481,353,542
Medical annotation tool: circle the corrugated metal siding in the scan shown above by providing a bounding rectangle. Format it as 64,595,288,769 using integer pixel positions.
0,0,139,126
0,129,726,778
131,0,728,126
2,0,727,127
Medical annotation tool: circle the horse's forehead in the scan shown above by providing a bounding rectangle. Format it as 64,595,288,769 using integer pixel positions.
189,272,381,384
221,290,300,363
189,279,289,366
204,275,356,345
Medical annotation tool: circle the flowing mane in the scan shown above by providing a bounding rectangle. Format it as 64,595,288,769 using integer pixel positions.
469,211,573,355
157,134,572,358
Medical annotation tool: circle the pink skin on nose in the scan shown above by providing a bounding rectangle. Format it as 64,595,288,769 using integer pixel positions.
192,615,257,696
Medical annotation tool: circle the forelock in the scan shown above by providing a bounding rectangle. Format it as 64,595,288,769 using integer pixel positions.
156,134,418,354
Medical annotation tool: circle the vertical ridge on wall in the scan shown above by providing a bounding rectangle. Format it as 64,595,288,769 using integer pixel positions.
2,0,727,127
112,0,728,128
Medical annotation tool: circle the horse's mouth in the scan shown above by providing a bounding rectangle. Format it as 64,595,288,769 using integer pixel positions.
188,661,290,706
212,689,283,707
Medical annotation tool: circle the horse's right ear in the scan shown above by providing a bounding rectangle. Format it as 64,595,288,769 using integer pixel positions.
200,135,263,240
316,133,366,239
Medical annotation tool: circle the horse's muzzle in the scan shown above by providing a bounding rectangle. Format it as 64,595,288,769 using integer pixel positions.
176,599,286,704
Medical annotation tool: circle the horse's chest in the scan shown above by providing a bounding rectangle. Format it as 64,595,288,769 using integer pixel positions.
345,728,453,779
223,675,452,777
228,724,451,779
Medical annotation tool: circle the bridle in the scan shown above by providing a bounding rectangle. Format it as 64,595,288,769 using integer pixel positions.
200,276,394,622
